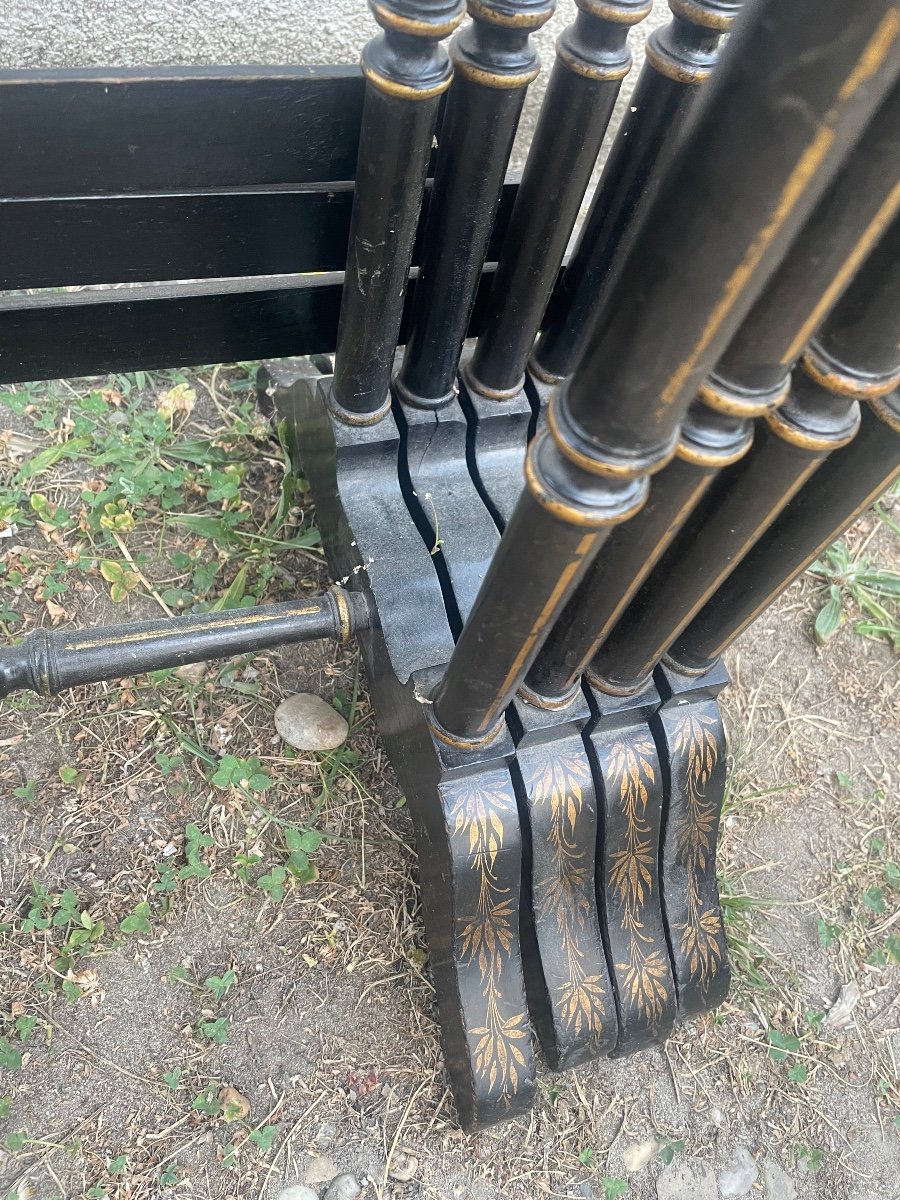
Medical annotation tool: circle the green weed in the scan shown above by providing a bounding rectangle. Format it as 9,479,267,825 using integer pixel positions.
808,539,900,650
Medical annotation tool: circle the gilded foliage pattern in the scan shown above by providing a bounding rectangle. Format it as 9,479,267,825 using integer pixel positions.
670,712,725,994
443,776,530,1098
522,747,609,1043
606,736,671,1030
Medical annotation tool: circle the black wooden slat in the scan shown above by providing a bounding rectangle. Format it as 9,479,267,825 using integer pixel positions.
0,266,508,385
0,66,364,196
0,180,519,288
0,188,352,289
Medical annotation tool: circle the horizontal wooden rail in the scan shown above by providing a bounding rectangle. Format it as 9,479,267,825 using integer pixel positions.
0,63,519,381
0,66,365,195
0,264,520,384
0,180,518,289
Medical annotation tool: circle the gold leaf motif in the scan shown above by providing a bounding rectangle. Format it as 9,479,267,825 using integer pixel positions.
605,736,670,1030
447,777,517,869
529,750,591,829
521,748,609,1044
616,947,672,1026
443,775,529,1099
671,712,725,996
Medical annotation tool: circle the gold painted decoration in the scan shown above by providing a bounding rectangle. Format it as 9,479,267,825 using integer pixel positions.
442,775,530,1097
671,713,718,868
449,775,517,869
606,736,671,1030
528,746,590,838
670,712,725,993
471,1007,531,1096
521,746,610,1045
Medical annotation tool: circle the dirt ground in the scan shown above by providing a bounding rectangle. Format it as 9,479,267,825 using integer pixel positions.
0,367,897,1200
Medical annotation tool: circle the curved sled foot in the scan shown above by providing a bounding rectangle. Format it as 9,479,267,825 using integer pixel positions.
654,662,732,1016
585,681,677,1054
510,696,617,1071
280,362,536,1129
428,763,537,1128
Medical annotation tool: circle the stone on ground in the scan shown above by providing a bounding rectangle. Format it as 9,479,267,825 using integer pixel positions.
323,1175,362,1200
623,1139,660,1172
305,1155,340,1186
217,1083,249,1120
762,1158,797,1200
275,692,349,751
825,980,860,1030
656,1159,718,1200
275,1186,318,1200
718,1146,759,1196
174,660,207,683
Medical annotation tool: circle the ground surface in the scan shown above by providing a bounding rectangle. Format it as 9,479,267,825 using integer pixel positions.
0,368,897,1200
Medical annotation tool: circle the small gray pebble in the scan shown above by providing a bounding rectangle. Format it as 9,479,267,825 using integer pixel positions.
323,1175,361,1200
657,1160,718,1200
719,1147,759,1197
275,692,349,752
275,1187,318,1200
762,1158,797,1200
305,1155,340,1186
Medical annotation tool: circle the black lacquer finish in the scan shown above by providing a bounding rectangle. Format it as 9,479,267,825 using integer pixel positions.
653,661,731,1016
591,209,900,695
803,235,900,402
588,397,858,693
550,0,898,458
330,0,465,420
458,367,534,528
668,393,900,671
262,364,455,684
524,415,750,700
465,0,652,400
526,83,900,700
585,682,677,1052
432,0,900,741
395,0,555,410
0,256,517,389
0,178,520,292
395,395,502,631
530,0,741,386
0,592,368,699
508,693,618,1070
0,66,366,196
707,82,900,406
